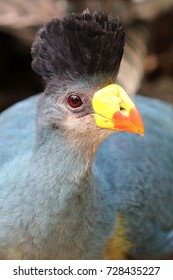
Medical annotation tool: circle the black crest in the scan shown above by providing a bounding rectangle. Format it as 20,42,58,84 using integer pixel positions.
31,10,125,82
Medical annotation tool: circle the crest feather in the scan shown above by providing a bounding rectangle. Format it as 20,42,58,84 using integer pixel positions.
31,10,125,81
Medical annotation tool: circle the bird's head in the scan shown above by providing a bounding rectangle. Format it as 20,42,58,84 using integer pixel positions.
31,10,144,157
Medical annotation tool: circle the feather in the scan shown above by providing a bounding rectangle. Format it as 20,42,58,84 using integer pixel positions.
31,10,125,82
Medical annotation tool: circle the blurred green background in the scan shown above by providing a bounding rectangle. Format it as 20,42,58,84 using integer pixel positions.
0,0,173,112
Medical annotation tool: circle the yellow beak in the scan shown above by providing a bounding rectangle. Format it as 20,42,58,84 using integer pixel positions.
92,84,144,136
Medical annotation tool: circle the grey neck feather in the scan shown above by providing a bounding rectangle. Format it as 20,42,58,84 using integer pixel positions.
21,126,115,259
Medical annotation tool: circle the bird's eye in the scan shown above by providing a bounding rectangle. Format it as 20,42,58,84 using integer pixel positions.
67,95,83,108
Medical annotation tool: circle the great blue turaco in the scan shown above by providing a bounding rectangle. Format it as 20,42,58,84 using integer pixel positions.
0,10,173,260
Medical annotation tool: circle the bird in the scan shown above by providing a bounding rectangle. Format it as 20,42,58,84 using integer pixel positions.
0,10,173,260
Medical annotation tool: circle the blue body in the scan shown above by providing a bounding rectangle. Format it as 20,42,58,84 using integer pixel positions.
93,96,173,258
0,95,173,259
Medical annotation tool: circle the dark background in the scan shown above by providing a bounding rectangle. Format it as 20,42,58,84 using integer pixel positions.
0,0,173,112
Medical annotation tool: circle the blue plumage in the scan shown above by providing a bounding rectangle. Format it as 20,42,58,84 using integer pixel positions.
0,93,173,259
0,93,118,259
0,95,38,168
0,11,173,260
93,96,173,259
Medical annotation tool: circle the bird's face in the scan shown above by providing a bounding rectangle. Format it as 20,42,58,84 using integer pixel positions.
39,80,144,158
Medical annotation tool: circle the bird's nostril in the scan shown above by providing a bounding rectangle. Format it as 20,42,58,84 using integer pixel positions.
120,107,128,116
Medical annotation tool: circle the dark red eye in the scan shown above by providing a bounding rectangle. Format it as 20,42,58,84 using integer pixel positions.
67,95,83,108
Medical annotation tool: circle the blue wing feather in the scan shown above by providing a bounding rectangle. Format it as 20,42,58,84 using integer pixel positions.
0,95,39,168
93,96,173,259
